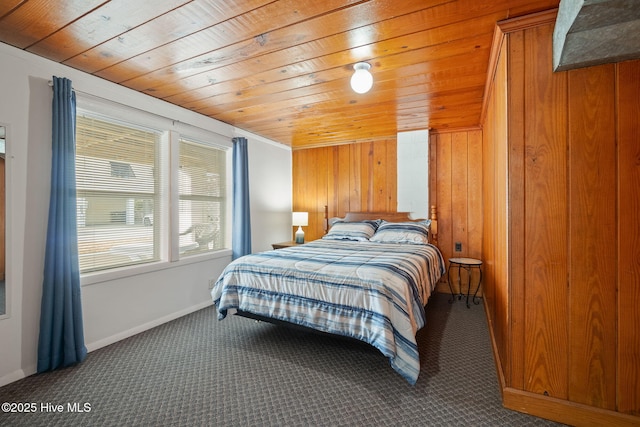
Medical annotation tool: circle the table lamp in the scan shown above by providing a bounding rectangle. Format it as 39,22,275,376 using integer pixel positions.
292,212,308,243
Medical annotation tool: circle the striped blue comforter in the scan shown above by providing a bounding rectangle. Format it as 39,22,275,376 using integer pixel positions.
211,239,445,384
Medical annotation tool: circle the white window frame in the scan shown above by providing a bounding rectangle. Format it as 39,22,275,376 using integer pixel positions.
77,95,233,287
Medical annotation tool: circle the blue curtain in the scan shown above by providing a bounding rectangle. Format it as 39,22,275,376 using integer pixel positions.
232,137,251,259
37,77,87,372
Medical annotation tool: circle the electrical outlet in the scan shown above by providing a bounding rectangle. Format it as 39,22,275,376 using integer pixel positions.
208,278,216,289
455,242,462,252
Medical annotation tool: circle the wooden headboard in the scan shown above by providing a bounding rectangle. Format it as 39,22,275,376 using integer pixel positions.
326,205,439,246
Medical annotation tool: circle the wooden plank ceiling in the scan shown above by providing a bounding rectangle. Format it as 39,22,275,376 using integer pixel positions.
0,0,558,149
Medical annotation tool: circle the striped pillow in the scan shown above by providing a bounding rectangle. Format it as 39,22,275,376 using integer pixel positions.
322,220,380,242
370,220,431,245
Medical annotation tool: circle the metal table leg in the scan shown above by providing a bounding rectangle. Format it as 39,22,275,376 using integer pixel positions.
447,262,456,303
465,265,472,308
447,258,483,308
472,266,482,306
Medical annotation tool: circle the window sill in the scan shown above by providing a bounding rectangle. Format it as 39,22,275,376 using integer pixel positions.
80,248,233,287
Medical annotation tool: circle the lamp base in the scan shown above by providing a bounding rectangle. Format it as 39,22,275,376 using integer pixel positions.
295,226,305,244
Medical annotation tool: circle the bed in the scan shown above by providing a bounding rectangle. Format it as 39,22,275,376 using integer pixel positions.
211,208,445,384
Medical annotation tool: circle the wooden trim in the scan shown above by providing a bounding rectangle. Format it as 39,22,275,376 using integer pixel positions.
330,211,424,224
480,8,559,127
484,296,506,399
479,24,507,126
430,126,480,135
616,59,640,415
502,388,640,427
291,135,397,151
498,8,558,34
506,28,527,391
429,205,438,247
486,292,640,426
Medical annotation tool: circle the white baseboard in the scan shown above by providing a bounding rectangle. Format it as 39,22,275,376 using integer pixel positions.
0,301,214,387
86,300,214,352
0,368,27,388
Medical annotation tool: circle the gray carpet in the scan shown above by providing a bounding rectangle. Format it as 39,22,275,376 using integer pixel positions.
0,293,563,426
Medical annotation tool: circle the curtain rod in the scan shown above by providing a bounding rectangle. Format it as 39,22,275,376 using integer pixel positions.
47,79,182,126
46,80,231,140
48,79,78,92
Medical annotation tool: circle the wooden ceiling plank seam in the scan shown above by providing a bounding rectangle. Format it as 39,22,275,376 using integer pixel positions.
65,0,316,73
214,87,485,139
0,0,28,20
0,0,108,49
0,0,563,147
30,0,225,63
156,12,501,106
202,93,480,135
185,39,489,112
201,45,490,114
188,65,484,122
194,47,489,117
166,56,484,114
177,64,487,115
210,79,482,121
241,90,485,134
108,0,450,89
28,0,189,61
94,0,384,85
219,106,482,146
128,4,505,102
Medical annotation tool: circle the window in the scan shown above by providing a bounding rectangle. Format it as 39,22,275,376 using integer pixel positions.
75,114,162,273
178,138,226,255
74,103,230,275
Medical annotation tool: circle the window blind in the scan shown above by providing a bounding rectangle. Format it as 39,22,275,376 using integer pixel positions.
178,138,226,256
75,114,162,273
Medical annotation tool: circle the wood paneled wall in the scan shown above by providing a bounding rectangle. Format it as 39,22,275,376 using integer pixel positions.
292,130,483,295
482,37,509,380
292,139,397,242
291,10,640,425
430,129,483,292
482,11,640,424
617,59,640,418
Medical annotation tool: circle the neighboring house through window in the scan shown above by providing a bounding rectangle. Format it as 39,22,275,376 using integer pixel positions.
75,103,229,275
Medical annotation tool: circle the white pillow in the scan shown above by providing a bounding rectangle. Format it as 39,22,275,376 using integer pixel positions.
370,220,431,245
322,220,380,241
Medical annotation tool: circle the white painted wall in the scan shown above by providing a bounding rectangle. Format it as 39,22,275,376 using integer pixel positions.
397,129,430,219
0,42,292,386
235,128,293,253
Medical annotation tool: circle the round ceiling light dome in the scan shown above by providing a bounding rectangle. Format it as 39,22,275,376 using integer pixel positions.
350,62,373,94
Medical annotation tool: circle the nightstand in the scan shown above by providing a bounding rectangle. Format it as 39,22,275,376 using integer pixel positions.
447,257,483,308
271,241,304,249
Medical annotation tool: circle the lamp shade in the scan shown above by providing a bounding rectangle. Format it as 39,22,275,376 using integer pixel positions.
350,62,373,94
292,211,308,227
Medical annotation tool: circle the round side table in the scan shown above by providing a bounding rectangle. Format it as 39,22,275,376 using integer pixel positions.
447,257,483,308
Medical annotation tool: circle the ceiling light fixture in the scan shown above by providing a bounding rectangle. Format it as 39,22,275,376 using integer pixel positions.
350,62,373,94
